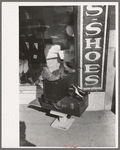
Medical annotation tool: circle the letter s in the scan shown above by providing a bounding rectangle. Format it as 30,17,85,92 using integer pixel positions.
85,22,102,36
86,5,103,16
85,75,99,86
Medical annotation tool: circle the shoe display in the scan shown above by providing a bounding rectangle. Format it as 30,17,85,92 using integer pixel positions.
67,84,90,100
42,67,60,81
67,86,84,100
63,61,76,73
72,84,90,96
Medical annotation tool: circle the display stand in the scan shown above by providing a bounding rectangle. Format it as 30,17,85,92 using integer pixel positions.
50,110,75,131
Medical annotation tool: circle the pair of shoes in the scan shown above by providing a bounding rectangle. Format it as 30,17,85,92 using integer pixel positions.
42,67,60,81
67,84,90,100
19,59,29,74
67,87,83,100
71,84,90,96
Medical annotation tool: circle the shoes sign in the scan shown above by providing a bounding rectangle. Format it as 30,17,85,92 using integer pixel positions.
80,5,109,91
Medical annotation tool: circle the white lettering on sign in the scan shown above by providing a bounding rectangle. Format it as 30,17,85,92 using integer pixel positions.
85,38,101,49
85,22,102,36
84,64,100,73
85,75,99,85
86,5,103,16
81,5,108,89
85,51,101,61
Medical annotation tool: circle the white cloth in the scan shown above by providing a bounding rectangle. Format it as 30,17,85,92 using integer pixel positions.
23,60,29,73
19,60,24,74
66,25,74,37
19,59,29,74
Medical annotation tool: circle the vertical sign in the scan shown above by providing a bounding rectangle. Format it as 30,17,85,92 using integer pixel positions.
80,5,108,91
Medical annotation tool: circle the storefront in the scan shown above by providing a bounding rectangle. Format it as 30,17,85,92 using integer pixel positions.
19,5,116,112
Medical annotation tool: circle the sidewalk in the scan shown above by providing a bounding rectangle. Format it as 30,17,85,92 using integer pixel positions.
20,104,116,148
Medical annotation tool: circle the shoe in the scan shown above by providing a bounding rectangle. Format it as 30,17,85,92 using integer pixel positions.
23,59,29,73
72,84,90,96
64,61,75,73
67,86,84,100
19,60,24,74
42,67,60,81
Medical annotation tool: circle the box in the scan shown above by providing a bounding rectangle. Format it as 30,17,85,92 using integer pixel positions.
43,71,78,103
40,95,88,117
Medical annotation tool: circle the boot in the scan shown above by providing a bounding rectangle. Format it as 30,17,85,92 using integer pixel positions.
59,61,68,78
63,61,75,73
42,66,60,81
23,59,29,74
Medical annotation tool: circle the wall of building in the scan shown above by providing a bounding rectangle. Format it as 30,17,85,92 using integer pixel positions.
86,6,116,111
86,30,116,111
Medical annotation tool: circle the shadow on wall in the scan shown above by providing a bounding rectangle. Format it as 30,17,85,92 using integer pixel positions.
20,121,36,147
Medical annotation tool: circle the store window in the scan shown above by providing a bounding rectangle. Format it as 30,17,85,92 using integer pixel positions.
19,6,77,86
